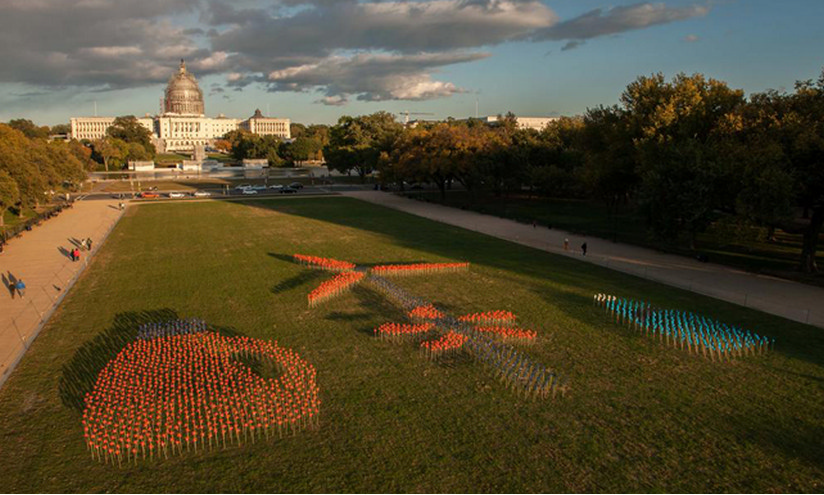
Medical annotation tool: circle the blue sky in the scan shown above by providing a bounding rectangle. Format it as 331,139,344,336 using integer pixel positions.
0,0,822,126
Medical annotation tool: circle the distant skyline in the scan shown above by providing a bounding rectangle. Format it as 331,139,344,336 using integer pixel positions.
1,0,822,126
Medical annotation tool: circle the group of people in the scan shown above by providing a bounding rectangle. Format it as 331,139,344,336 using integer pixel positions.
70,237,93,262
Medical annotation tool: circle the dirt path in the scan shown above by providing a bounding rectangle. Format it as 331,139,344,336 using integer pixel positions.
343,191,824,328
0,199,124,388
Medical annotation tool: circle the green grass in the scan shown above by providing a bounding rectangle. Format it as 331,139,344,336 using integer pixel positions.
0,197,822,492
155,153,189,164
405,190,824,287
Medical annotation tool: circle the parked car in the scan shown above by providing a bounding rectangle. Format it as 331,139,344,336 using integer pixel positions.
193,190,211,197
280,186,298,194
241,189,258,195
139,192,159,199
234,184,251,190
268,184,284,190
288,182,304,189
168,192,186,198
251,184,268,191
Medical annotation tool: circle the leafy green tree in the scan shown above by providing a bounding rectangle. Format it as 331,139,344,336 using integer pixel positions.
50,123,70,135
7,119,49,139
93,138,128,172
325,112,402,181
107,116,156,158
282,137,322,165
0,170,20,227
624,73,746,247
0,124,47,212
290,123,307,139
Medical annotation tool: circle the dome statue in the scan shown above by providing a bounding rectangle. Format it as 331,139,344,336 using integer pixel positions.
163,60,205,116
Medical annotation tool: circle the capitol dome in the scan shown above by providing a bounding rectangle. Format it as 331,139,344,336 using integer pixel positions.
163,60,205,116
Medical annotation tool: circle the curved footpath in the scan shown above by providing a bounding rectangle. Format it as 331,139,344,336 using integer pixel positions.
0,199,124,388
343,190,824,329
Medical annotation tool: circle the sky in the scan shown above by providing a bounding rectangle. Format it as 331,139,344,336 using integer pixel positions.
0,0,822,126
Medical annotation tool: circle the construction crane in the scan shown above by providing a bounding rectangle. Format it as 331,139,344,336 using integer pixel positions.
397,110,435,125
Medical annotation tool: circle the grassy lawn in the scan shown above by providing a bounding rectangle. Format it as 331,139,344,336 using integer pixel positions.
155,153,189,164
0,197,821,492
404,190,824,287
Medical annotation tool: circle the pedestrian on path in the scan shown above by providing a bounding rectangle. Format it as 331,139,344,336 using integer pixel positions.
15,279,25,298
564,238,569,251
87,238,93,251
72,248,80,262
581,242,588,256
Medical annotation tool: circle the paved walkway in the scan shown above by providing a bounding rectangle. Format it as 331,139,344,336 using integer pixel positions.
0,199,124,387
343,191,824,328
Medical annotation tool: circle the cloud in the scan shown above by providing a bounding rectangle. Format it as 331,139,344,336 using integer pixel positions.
533,2,709,41
0,0,207,89
316,95,348,107
209,1,556,56
561,41,585,52
0,0,712,107
267,52,489,103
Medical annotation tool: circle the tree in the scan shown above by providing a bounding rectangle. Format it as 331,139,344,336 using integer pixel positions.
324,112,402,181
290,123,307,139
281,137,322,165
623,73,746,247
0,124,47,213
7,119,49,139
0,170,20,227
107,116,156,158
94,138,128,172
50,123,70,135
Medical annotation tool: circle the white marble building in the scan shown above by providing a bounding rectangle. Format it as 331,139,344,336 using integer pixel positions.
70,60,290,153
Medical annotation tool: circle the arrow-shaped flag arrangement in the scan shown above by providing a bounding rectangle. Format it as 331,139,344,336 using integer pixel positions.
295,254,567,399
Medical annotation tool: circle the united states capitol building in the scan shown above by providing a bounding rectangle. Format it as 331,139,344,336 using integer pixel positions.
70,61,290,153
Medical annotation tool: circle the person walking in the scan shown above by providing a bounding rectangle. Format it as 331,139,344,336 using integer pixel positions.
564,238,569,251
87,238,93,251
72,248,80,262
581,242,588,256
15,279,25,299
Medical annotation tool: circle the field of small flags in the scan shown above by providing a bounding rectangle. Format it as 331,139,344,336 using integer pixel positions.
594,293,775,360
1,198,820,493
294,253,567,399
83,319,320,465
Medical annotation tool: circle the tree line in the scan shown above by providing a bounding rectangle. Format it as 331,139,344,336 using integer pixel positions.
221,123,329,166
0,121,93,227
322,70,824,273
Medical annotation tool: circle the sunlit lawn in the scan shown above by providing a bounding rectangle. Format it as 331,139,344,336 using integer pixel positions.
0,197,821,492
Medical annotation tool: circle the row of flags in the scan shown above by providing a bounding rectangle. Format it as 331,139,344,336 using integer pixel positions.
594,294,774,359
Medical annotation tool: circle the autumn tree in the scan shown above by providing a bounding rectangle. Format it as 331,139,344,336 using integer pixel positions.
0,170,20,227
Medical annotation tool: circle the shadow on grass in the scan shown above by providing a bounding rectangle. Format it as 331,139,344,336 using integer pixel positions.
59,309,178,411
59,309,245,412
271,270,324,294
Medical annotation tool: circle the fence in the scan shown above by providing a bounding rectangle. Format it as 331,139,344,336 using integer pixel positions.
0,205,124,389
